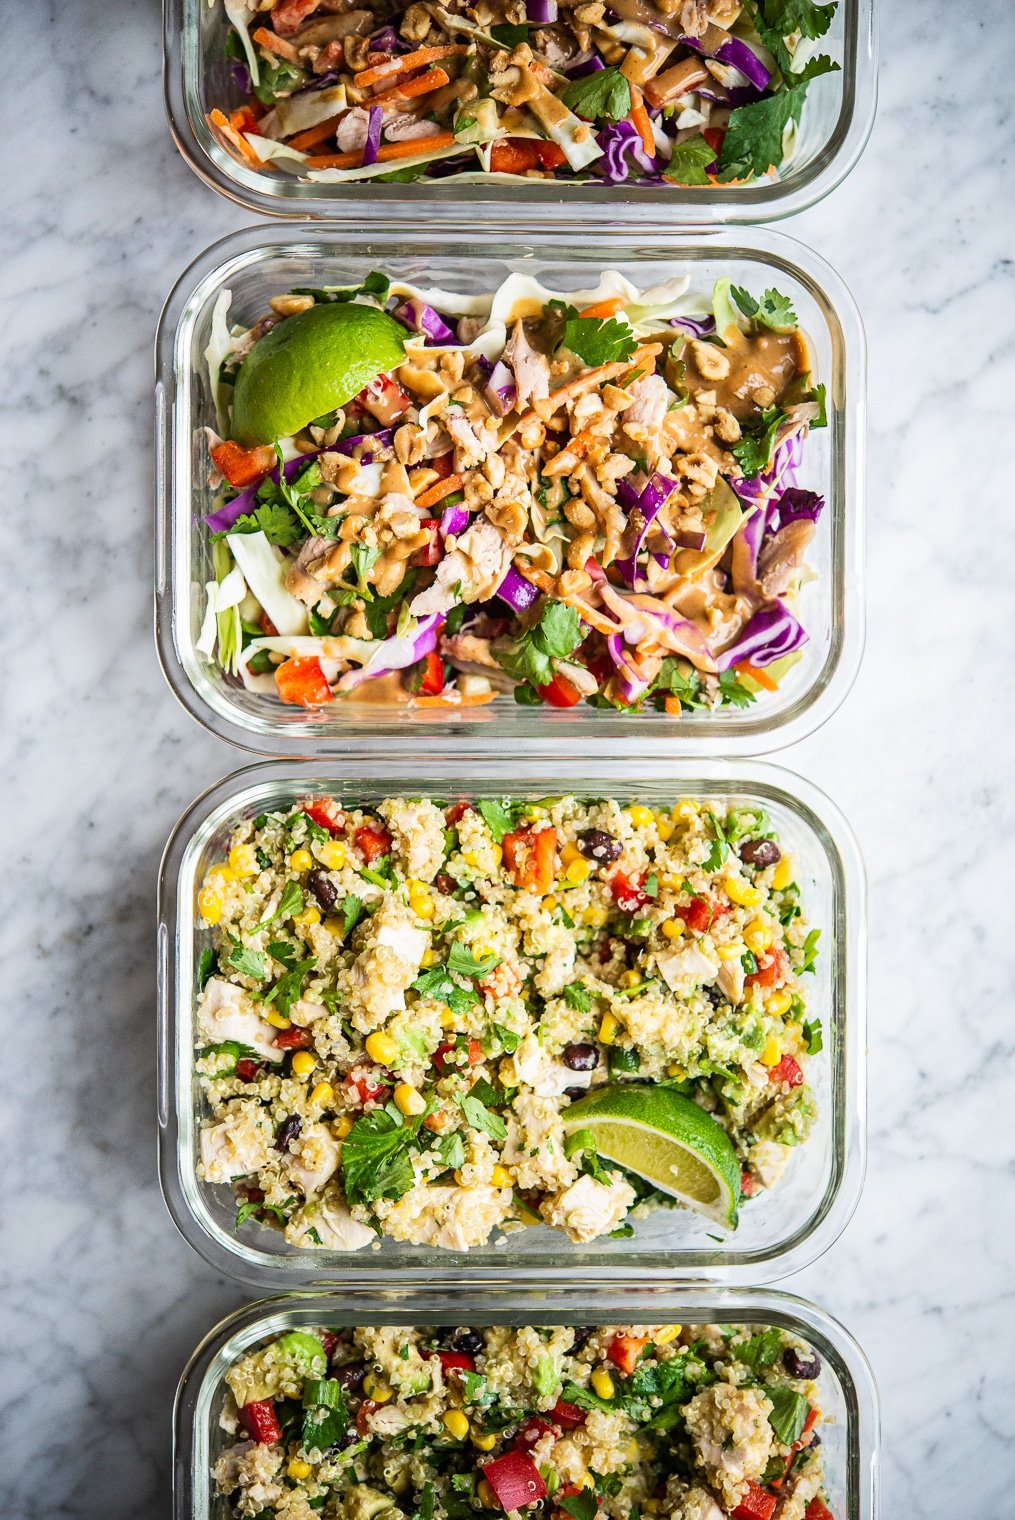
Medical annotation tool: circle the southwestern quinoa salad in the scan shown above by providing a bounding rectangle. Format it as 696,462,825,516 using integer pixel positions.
207,0,841,188
212,1320,834,1520
194,792,821,1251
199,269,827,715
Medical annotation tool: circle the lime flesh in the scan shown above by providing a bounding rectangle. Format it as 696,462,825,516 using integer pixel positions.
562,1085,741,1227
230,302,407,445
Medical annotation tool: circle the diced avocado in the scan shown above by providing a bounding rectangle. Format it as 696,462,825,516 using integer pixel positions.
274,1331,328,1379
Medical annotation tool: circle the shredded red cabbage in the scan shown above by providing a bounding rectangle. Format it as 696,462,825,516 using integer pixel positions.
670,314,716,339
336,612,446,691
526,0,559,19
484,359,517,417
766,488,825,535
361,106,383,168
719,601,807,670
680,31,771,92
496,565,541,614
615,472,678,585
203,450,323,532
595,120,657,182
394,296,457,345
439,504,471,538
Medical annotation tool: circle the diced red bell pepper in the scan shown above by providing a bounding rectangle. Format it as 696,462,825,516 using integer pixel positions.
358,372,411,425
434,1038,484,1073
210,439,277,489
804,1501,833,1520
419,651,445,696
446,801,473,825
273,1026,313,1051
271,0,319,34
238,1398,281,1445
730,1483,777,1520
502,827,558,894
236,1058,262,1082
355,824,393,863
515,1415,558,1449
740,1169,757,1198
275,656,333,709
795,1406,819,1445
605,1334,648,1375
550,1398,586,1429
411,519,443,568
346,1071,389,1105
434,1349,476,1373
746,947,786,989
702,126,726,156
609,871,650,915
436,872,455,895
677,895,728,935
768,1055,804,1088
490,138,567,174
481,1450,548,1510
258,609,279,638
537,672,582,708
302,797,345,836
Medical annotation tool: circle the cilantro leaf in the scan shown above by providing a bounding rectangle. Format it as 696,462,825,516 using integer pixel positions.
651,659,705,709
365,570,417,640
260,956,317,1018
537,601,583,659
716,85,808,182
732,406,787,478
560,316,636,368
493,1022,522,1053
254,879,304,929
731,284,797,333
768,1386,810,1446
718,668,757,709
341,1109,420,1205
561,65,632,124
703,811,731,872
227,943,269,980
477,797,520,844
801,927,821,972
434,1130,467,1171
455,1091,507,1141
563,982,593,1013
198,948,218,989
302,1378,350,1455
559,1496,597,1520
341,894,365,937
448,941,501,978
202,1039,261,1073
663,132,716,186
412,965,480,1013
494,599,583,689
738,1327,783,1372
350,543,381,596
560,1378,615,1415
757,0,835,42
802,1017,823,1055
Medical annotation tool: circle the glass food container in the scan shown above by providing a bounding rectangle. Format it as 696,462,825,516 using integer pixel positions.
173,1285,879,1520
155,223,865,756
157,758,866,1288
163,0,877,224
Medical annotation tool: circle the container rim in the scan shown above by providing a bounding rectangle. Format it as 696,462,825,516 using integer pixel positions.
173,1285,880,1520
157,757,867,1288
162,0,877,225
154,222,866,758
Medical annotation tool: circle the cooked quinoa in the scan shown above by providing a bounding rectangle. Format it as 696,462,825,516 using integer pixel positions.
212,1320,833,1520
195,793,820,1251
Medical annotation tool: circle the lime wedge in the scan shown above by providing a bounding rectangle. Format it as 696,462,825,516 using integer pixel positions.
230,302,407,445
562,1085,741,1227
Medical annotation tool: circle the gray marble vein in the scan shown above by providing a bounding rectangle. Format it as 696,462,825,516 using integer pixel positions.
2,0,1014,1515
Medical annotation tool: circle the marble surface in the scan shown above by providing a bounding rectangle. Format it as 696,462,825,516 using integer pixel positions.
3,1,1014,1514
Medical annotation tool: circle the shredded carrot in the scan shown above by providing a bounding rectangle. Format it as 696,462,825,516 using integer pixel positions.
306,132,456,170
579,297,625,320
664,695,683,716
515,564,556,596
354,45,468,89
252,26,300,63
414,473,465,512
735,660,778,692
207,109,266,169
287,115,346,152
371,66,450,106
515,343,661,428
413,690,497,708
628,86,656,160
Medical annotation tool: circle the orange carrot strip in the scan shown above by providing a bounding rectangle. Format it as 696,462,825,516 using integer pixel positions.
306,132,456,170
736,660,778,692
371,66,450,106
628,86,656,159
412,689,497,708
354,45,468,89
207,109,266,169
664,695,683,716
287,115,346,152
579,297,625,320
252,26,300,63
414,473,465,511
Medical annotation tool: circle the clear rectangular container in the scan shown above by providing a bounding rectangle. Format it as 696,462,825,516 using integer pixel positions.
163,0,876,224
157,758,866,1288
155,223,865,757
174,1285,879,1520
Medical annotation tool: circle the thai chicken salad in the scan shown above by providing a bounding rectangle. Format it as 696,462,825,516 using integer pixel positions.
208,0,841,188
199,268,827,715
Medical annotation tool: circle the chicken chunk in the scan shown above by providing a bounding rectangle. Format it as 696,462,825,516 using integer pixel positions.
199,1104,274,1183
684,1382,774,1511
540,1171,636,1243
197,977,283,1064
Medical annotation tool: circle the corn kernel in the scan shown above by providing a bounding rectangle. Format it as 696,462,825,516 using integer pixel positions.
591,1368,615,1401
626,804,653,829
598,1012,620,1044
462,850,480,868
744,918,772,955
265,1009,291,1030
471,1427,497,1451
394,1082,426,1117
333,1115,354,1139
287,1458,313,1479
542,895,558,911
642,1500,661,1514
291,1050,316,1079
228,843,258,878
560,841,582,867
771,855,795,892
323,916,345,935
716,943,740,962
490,843,503,867
620,969,641,988
474,944,496,961
421,947,437,968
491,1164,512,1188
725,874,762,909
655,813,675,842
477,1480,497,1509
654,1325,682,1346
440,1008,457,1029
443,1410,470,1440
317,839,346,871
666,1063,685,1079
760,1036,782,1067
410,893,435,921
206,862,235,881
197,886,223,925
583,904,608,927
363,1373,392,1403
310,1081,334,1107
294,905,321,927
767,988,794,1017
289,848,313,873
673,799,698,820
565,858,592,886
661,918,683,941
365,1031,399,1066
578,1474,595,1491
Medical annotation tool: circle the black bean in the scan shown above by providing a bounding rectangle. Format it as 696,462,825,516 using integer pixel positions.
450,1329,485,1357
570,1326,595,1351
740,838,782,868
307,867,339,912
564,1087,588,1101
705,986,726,1010
577,828,622,864
274,1114,302,1154
782,1346,822,1380
333,1359,366,1392
563,1043,599,1071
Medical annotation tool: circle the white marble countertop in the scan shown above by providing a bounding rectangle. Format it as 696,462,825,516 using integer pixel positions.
4,1,1014,1514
